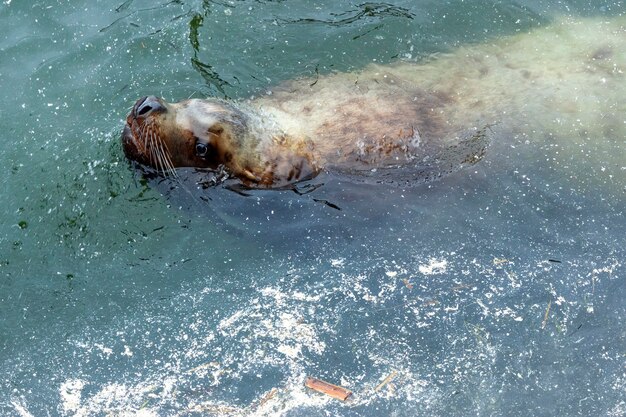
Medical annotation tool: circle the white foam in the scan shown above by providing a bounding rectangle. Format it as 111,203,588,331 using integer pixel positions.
10,399,34,417
419,258,448,275
60,379,85,414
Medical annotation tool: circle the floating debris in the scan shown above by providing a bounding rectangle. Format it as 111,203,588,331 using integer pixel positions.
374,370,398,392
542,300,552,329
305,377,352,401
256,388,278,409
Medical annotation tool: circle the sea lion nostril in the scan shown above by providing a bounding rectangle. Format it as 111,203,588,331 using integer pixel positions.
137,104,152,116
134,95,165,118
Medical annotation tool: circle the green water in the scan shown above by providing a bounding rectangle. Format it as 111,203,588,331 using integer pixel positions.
1,1,625,416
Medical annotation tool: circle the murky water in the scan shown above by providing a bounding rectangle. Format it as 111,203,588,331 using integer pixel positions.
1,1,625,416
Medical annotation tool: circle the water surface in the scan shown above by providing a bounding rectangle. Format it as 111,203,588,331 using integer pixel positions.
1,1,625,416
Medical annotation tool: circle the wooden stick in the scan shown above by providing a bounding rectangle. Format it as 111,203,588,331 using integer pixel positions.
257,388,278,408
305,377,352,401
374,370,398,392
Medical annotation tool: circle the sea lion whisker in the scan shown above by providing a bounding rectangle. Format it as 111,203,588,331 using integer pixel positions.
160,143,178,178
142,125,154,159
155,135,178,178
150,131,168,176
131,121,149,155
145,129,161,174
151,130,169,175
151,129,177,178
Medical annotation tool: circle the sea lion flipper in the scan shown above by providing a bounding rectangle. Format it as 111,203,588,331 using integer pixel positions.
224,183,252,196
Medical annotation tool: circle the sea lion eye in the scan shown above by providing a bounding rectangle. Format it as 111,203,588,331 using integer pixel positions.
195,142,208,157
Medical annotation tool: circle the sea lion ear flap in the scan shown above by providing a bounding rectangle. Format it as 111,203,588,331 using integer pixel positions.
206,124,225,148
208,125,224,137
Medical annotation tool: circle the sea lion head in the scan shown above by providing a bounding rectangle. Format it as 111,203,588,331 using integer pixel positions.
122,96,320,187
122,96,250,176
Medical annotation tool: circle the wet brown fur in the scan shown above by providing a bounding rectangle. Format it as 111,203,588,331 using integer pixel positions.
123,16,626,188
123,74,458,188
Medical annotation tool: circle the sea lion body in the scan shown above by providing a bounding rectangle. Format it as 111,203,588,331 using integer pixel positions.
122,89,460,188
122,16,625,188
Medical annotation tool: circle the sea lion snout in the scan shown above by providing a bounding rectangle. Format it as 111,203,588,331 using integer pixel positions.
121,122,145,164
122,96,171,169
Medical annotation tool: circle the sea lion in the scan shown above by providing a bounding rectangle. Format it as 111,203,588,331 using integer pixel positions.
122,16,625,189
122,86,486,189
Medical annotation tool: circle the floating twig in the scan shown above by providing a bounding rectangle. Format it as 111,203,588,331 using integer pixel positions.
374,370,398,392
305,377,352,401
452,283,470,292
257,388,278,409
